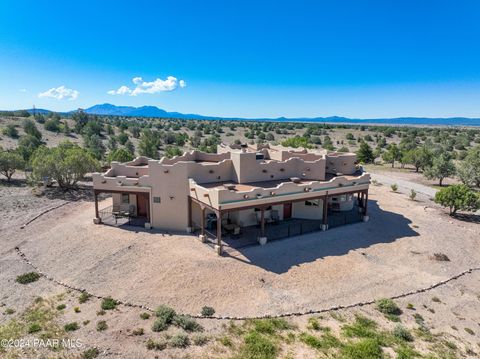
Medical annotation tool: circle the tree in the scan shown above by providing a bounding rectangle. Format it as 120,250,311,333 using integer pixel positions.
424,154,456,186
356,141,375,164
0,150,25,182
164,146,183,159
403,146,433,172
107,148,134,163
30,141,100,189
84,134,106,160
434,184,480,215
17,135,42,161
457,146,480,188
23,119,42,140
125,140,135,155
382,143,401,168
44,118,61,132
281,136,313,149
138,129,159,159
3,124,18,138
72,110,89,133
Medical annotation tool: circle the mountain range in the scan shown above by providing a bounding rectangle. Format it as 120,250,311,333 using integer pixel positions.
20,103,480,126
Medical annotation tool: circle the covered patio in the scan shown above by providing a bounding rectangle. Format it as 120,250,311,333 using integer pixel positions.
188,189,369,254
94,189,151,228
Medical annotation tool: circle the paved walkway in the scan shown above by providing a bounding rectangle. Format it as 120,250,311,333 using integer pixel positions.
370,173,438,198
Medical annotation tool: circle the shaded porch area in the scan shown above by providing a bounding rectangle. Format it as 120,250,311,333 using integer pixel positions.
94,189,151,228
188,189,369,254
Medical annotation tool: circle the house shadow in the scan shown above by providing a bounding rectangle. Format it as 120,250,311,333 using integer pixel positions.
224,199,419,274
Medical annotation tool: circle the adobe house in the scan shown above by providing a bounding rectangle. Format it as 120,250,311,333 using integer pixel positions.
92,144,371,254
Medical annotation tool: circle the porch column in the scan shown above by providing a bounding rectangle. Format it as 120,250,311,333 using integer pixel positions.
187,196,192,231
322,195,328,230
200,205,206,237
93,190,101,224
260,208,266,237
362,190,369,222
216,210,223,255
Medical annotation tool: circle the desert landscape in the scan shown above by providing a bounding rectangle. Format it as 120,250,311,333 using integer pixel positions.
1,115,480,358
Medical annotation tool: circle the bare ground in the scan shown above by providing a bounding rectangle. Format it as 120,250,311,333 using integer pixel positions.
1,180,480,358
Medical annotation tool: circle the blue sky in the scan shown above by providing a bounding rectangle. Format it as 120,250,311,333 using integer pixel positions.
1,0,479,118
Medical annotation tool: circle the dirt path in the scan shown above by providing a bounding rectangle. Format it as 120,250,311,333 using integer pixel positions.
371,172,438,198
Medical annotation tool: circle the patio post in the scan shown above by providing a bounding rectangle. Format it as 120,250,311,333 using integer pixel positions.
200,205,206,237
187,196,192,231
93,190,101,224
260,208,265,237
216,209,223,255
364,190,369,215
322,195,328,230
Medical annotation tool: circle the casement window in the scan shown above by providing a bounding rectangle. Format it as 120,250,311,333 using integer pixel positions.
305,200,319,206
153,196,161,204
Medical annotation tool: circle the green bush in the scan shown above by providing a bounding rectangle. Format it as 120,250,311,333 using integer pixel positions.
101,297,117,310
140,312,150,320
155,305,176,323
239,331,278,359
79,292,91,304
64,322,79,331
375,298,402,316
299,332,341,350
252,318,292,334
27,323,41,333
152,318,168,332
393,325,413,342
15,272,40,284
340,338,383,359
56,304,66,310
146,338,167,351
173,315,203,332
132,328,144,336
169,333,190,348
391,183,398,192
192,334,209,346
81,348,100,359
201,306,215,317
96,320,108,331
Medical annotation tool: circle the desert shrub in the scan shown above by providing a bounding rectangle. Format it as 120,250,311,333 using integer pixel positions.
169,333,190,348
218,335,233,347
406,303,415,310
409,189,417,200
395,344,421,359
299,332,342,350
173,315,203,332
64,322,79,331
81,348,100,359
132,328,144,336
201,306,215,317
391,183,398,192
192,334,209,346
15,272,40,284
431,253,450,261
155,305,176,323
465,327,475,335
152,318,168,332
431,297,441,303
413,313,424,325
252,318,292,335
342,315,379,340
0,150,25,182
340,338,383,359
140,312,150,320
239,331,278,359
96,320,108,331
146,338,167,351
435,184,480,215
56,304,66,311
27,323,41,333
96,310,106,316
79,292,91,304
307,317,321,330
5,308,15,315
74,307,81,313
101,297,117,310
376,298,401,316
393,325,413,342
3,124,18,138
83,320,90,326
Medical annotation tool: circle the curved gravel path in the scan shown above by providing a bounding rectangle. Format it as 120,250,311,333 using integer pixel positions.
371,173,438,198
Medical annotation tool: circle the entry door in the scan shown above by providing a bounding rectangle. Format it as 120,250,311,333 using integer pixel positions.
136,194,149,219
283,203,292,219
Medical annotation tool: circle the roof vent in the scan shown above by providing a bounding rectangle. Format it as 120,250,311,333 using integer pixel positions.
223,183,236,190
290,177,301,183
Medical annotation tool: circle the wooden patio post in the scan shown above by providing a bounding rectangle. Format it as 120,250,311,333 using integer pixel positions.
322,195,328,229
200,205,205,237
187,196,192,229
216,209,223,255
260,207,266,237
94,191,99,219
364,190,369,216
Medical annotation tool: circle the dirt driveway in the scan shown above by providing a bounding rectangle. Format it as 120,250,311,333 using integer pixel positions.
6,184,480,318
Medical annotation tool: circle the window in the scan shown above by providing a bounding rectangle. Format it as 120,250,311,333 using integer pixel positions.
121,194,129,204
153,196,161,204
256,153,264,160
305,200,319,206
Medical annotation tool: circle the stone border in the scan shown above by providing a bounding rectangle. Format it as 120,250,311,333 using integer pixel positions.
14,246,480,321
20,201,71,229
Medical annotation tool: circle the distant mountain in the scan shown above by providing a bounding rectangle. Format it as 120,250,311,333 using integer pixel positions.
11,104,480,126
25,108,53,115
83,103,211,119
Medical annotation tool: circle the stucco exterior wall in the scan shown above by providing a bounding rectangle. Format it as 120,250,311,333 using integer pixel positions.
292,199,324,220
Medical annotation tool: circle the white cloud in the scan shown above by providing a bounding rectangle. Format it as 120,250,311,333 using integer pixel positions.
108,76,186,96
38,85,79,100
